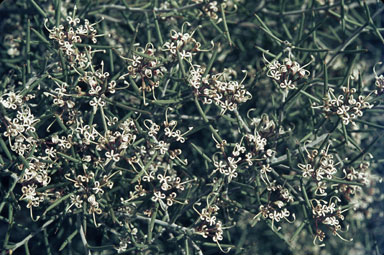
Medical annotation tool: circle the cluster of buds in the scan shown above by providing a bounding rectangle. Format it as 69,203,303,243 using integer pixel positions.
314,85,373,126
311,197,351,246
188,65,252,114
264,51,313,91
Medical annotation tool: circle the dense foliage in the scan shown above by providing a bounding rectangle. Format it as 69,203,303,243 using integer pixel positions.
0,0,384,254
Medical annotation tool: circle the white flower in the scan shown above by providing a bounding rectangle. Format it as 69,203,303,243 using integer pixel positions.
45,147,57,158
92,181,104,194
151,191,166,202
105,150,120,162
298,163,314,178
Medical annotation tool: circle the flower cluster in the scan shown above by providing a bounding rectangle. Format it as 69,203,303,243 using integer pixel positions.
19,184,48,220
192,0,238,20
188,65,252,114
211,114,276,183
297,141,377,246
43,79,75,109
79,61,117,111
194,202,228,252
340,160,371,200
162,26,203,62
0,91,53,221
311,197,351,246
3,106,39,156
119,43,166,101
64,168,120,226
202,1,220,20
212,138,240,183
44,6,107,69
211,134,269,183
1,1,383,254
313,86,373,125
255,180,295,231
339,157,379,222
116,115,191,212
44,8,116,117
298,144,338,196
145,163,190,211
264,51,313,91
1,90,26,110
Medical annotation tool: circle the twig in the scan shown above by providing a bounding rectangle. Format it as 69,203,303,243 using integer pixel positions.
261,0,379,16
90,3,203,13
135,215,195,235
271,134,328,164
79,222,91,255
9,217,57,253
326,6,384,68
233,109,251,134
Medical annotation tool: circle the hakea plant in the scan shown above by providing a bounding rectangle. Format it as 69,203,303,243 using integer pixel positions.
0,1,383,255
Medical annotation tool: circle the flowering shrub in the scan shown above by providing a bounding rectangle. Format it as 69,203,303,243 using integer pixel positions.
0,0,383,254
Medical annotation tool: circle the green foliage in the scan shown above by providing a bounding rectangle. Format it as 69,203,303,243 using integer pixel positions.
0,0,383,254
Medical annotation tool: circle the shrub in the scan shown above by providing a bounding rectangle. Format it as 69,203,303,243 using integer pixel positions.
0,0,383,254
